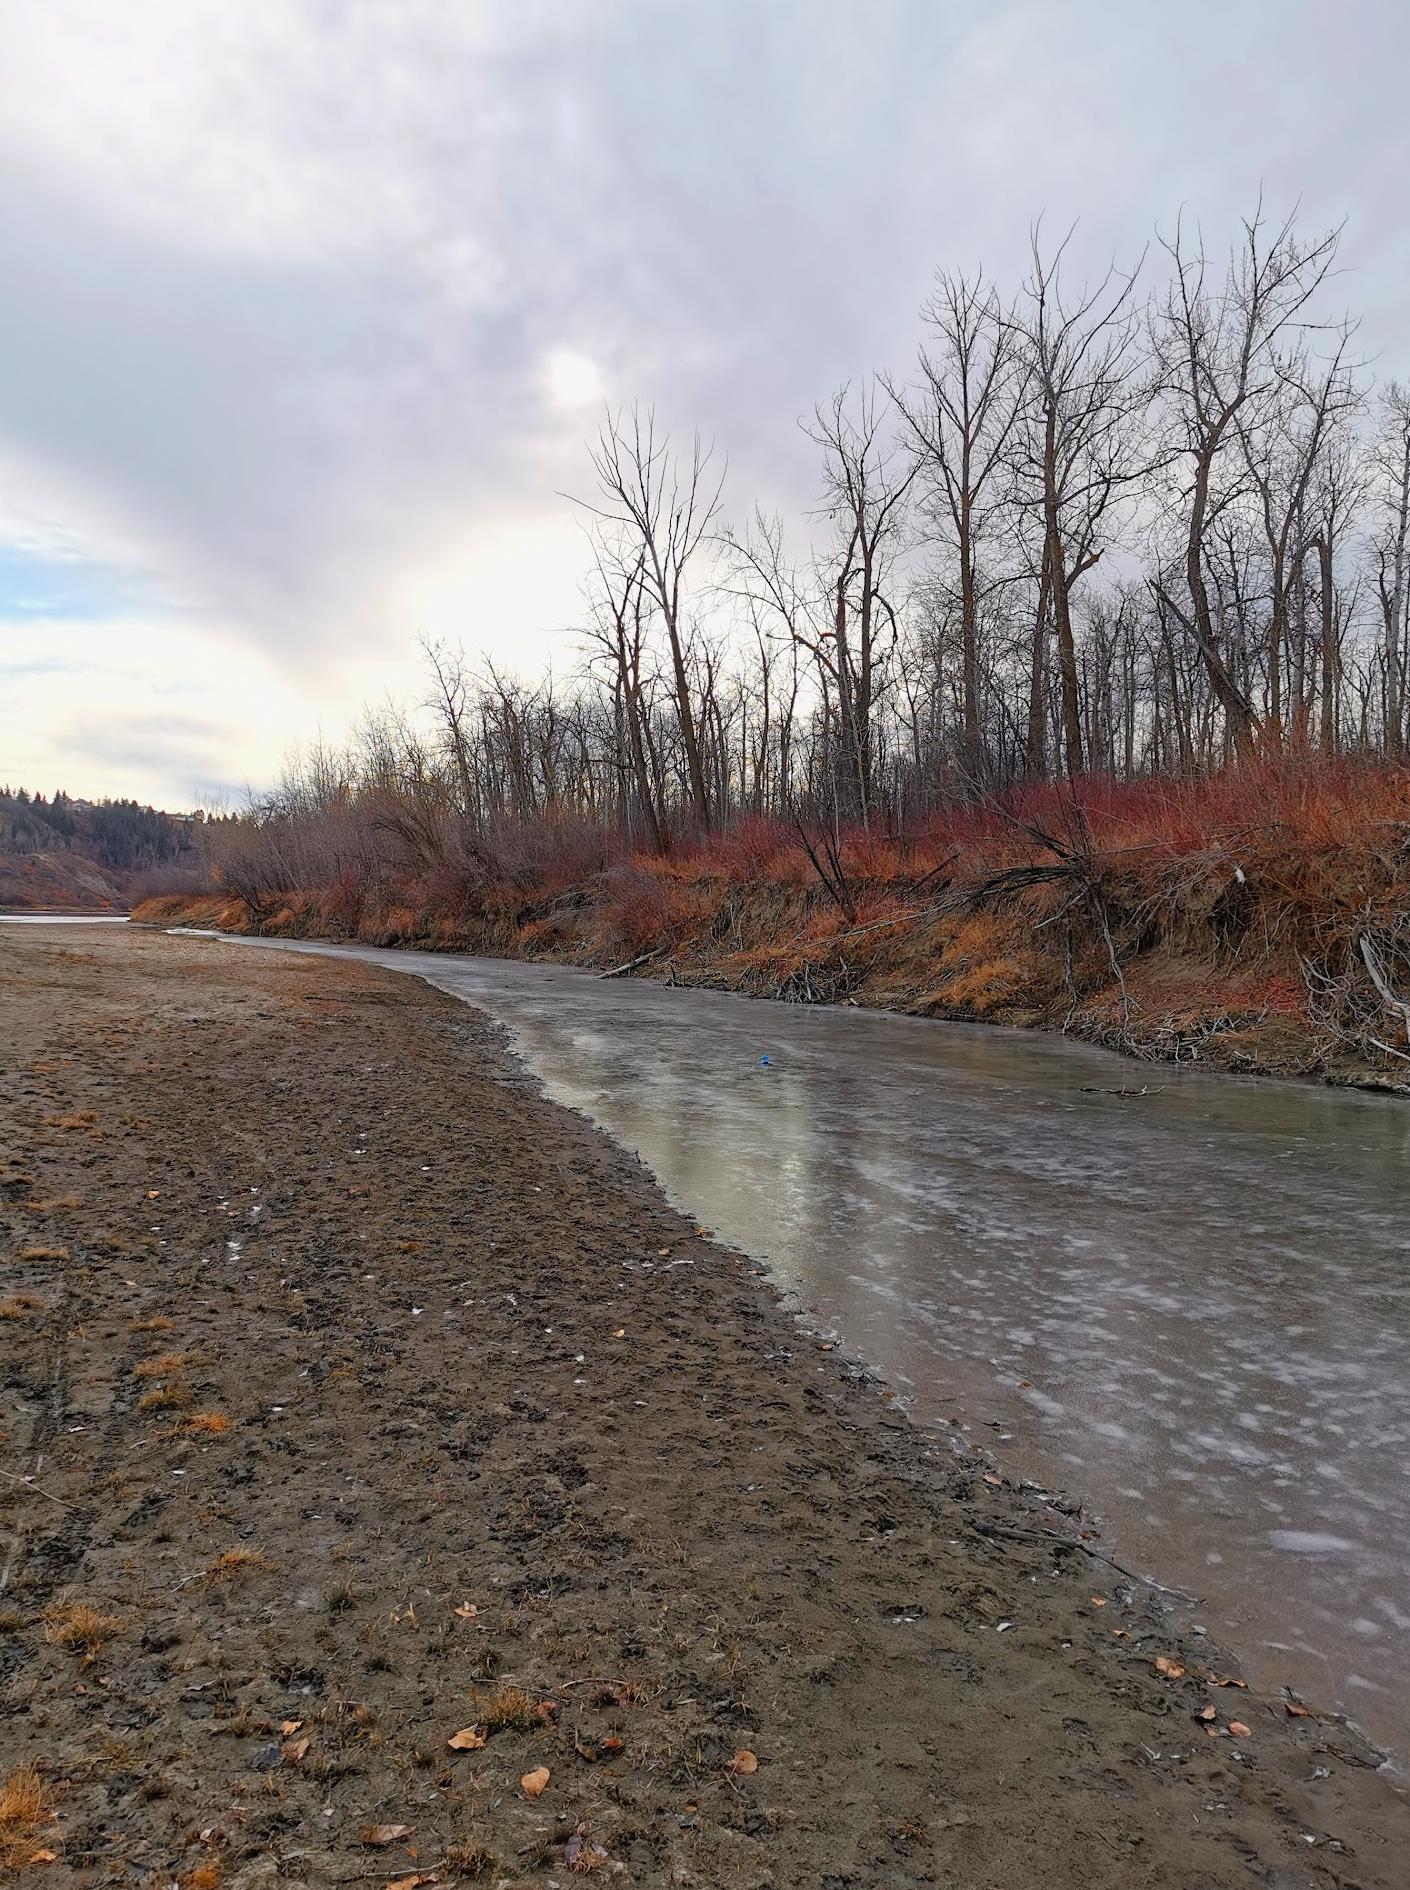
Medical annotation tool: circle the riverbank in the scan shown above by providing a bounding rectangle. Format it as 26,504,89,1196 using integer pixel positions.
2,926,1404,1888
133,761,1410,1094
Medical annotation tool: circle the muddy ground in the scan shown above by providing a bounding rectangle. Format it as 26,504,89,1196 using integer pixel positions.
1,925,1404,1889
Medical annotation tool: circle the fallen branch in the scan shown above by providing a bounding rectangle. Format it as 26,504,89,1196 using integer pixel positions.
1358,931,1410,1043
598,947,664,980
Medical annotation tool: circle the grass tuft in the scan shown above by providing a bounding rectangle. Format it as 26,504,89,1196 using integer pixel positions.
474,1683,538,1733
43,1599,121,1659
0,1762,56,1869
202,1548,273,1585
138,1382,191,1413
133,1351,187,1378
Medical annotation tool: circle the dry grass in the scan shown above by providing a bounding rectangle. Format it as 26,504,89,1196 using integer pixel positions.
42,1599,121,1659
131,1315,175,1333
23,1195,80,1213
138,1382,191,1413
43,1111,98,1131
180,1411,233,1435
474,1683,539,1733
0,1762,57,1869
133,1351,187,1379
440,1841,497,1878
17,1244,69,1263
202,1548,274,1585
0,1294,44,1320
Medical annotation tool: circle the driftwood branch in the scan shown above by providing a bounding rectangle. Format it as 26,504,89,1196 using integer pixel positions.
1358,931,1410,1043
598,947,665,980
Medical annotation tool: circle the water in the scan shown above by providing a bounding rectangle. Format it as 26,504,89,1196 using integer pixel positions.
0,912,130,923
56,926,1410,1756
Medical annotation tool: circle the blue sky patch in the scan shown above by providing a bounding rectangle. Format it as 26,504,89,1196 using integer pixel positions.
0,542,146,622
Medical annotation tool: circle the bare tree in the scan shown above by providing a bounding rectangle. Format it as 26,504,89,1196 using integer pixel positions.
1235,328,1359,739
889,271,1028,783
1151,203,1342,756
795,383,919,825
420,635,480,822
1371,382,1410,751
1013,226,1150,776
574,405,723,829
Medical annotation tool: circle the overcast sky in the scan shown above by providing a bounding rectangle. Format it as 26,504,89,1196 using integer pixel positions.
2,0,1408,807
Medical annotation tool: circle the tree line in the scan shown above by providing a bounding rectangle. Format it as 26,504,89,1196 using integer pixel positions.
0,789,201,873
254,202,1410,869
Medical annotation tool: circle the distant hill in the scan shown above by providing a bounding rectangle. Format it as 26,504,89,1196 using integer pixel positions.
0,788,204,911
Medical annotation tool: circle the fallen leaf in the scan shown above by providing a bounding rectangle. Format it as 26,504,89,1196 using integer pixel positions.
1285,1700,1311,1718
1228,1720,1252,1738
361,1825,413,1847
656,1248,670,1257
279,1719,303,1735
520,1765,551,1798
447,1727,486,1751
453,1603,478,1620
599,1734,625,1753
611,1328,625,1340
145,1190,161,1200
534,1698,559,1722
1088,1595,1107,1608
28,1851,58,1865
386,1875,436,1890
982,1473,1002,1487
281,1736,310,1762
1154,1656,1185,1680
1196,1705,1217,1722
1209,1675,1248,1688
725,1749,758,1775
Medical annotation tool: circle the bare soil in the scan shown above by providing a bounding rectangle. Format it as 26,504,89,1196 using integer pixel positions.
1,925,1404,1889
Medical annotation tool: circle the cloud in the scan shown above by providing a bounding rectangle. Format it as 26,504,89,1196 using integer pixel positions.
0,0,1407,805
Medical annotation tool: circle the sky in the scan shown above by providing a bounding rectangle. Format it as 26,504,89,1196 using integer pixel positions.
1,0,1408,809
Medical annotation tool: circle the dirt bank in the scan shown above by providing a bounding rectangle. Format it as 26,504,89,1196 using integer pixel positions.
1,925,1404,1889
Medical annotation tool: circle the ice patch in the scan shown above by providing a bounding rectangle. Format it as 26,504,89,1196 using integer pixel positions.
1266,1530,1355,1554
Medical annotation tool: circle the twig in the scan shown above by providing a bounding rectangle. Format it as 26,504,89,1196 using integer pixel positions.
0,1467,79,1510
965,1517,1201,1602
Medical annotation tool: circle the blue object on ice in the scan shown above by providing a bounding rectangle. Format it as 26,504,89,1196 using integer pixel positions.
758,1054,770,1067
